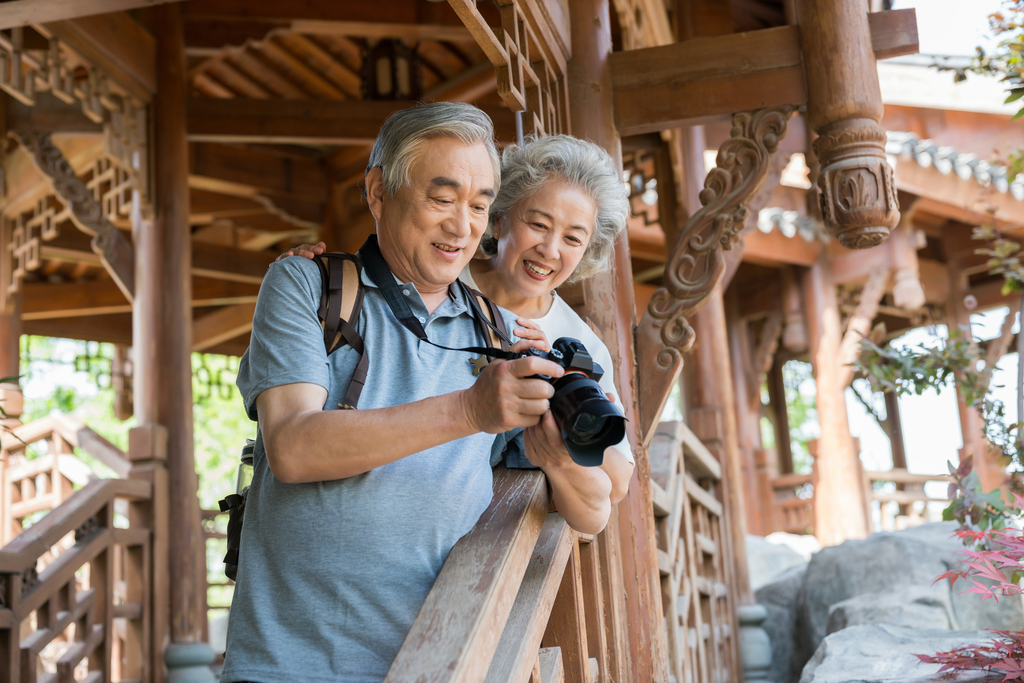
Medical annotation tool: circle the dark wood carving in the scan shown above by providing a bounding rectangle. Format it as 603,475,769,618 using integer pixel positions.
13,131,135,301
636,106,793,439
813,123,899,249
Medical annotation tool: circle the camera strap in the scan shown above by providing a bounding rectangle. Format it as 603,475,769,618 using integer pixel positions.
356,235,518,362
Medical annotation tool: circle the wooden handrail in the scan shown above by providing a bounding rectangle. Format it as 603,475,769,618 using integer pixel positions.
0,478,150,572
1,413,132,478
385,467,549,682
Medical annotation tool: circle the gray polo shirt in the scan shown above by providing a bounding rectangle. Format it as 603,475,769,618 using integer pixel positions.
221,256,519,683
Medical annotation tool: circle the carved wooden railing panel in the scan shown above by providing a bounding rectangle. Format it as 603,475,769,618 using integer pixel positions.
447,0,570,136
0,477,154,683
635,106,794,438
649,421,736,683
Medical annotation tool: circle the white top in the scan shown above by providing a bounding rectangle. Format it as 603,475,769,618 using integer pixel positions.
460,266,634,465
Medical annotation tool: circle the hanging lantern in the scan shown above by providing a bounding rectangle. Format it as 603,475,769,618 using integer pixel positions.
362,40,422,101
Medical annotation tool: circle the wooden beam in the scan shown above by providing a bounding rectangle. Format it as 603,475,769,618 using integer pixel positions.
21,278,260,320
192,302,257,351
186,98,519,145
35,228,276,284
182,0,483,28
292,20,472,42
893,160,1024,229
740,229,823,267
189,142,328,202
41,13,157,102
23,312,132,345
5,93,104,134
0,0,176,31
610,9,918,135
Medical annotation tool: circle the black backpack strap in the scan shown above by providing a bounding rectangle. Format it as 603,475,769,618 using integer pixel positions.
314,252,368,409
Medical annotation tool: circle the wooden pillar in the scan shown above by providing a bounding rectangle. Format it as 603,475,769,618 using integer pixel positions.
943,236,1003,491
139,4,209,667
567,0,668,680
767,357,794,475
797,0,899,249
725,291,765,536
802,257,869,545
690,289,753,604
0,291,22,422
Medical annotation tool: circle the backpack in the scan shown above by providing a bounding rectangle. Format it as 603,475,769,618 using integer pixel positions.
218,252,509,582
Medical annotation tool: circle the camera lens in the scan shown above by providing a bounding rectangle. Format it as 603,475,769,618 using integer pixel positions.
549,374,626,467
570,413,613,446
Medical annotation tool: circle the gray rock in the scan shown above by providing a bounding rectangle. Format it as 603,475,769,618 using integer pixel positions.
748,534,809,591
755,563,807,683
799,624,1001,683
950,578,1024,631
825,585,954,634
796,533,951,658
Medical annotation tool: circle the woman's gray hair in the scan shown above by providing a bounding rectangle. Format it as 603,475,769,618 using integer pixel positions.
365,102,501,198
483,135,629,283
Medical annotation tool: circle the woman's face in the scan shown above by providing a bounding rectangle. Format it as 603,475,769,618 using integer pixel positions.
493,178,596,298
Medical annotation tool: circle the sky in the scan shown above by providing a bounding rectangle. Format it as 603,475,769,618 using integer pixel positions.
892,0,1003,57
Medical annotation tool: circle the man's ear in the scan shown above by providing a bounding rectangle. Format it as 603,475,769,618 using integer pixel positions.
365,167,385,224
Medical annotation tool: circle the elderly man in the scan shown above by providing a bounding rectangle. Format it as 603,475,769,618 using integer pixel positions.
221,102,611,683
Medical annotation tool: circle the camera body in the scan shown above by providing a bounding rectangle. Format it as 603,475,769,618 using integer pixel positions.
519,337,626,467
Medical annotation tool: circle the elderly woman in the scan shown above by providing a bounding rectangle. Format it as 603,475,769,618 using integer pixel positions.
286,134,635,503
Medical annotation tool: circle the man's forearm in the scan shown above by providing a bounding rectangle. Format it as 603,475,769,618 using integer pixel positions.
543,464,612,535
265,392,477,483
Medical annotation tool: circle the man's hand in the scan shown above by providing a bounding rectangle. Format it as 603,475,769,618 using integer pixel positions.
461,355,563,434
277,242,325,261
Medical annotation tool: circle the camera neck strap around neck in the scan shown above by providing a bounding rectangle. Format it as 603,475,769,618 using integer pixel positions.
356,235,516,360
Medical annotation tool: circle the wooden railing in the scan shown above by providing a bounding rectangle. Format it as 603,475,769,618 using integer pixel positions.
864,469,954,533
1,414,132,545
0,476,156,683
648,421,738,683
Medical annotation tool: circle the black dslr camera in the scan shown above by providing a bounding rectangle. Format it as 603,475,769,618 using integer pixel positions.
520,337,627,467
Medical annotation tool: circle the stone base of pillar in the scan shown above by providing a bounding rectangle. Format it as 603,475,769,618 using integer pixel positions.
738,603,773,682
165,642,217,683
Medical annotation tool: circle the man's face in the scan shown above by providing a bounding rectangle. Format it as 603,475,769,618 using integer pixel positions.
374,137,496,292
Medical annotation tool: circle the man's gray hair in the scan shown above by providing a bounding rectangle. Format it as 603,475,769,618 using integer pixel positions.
365,102,501,198
483,135,629,283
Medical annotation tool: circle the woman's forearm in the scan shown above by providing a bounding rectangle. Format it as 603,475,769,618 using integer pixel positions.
542,463,612,534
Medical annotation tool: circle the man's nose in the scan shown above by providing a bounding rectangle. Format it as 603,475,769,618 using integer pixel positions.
445,203,473,238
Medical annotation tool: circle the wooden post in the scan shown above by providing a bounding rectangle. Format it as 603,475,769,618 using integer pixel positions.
802,257,869,545
689,288,753,605
567,0,667,680
0,290,22,426
139,3,214,676
797,0,899,249
944,234,1003,491
725,290,765,536
766,357,794,475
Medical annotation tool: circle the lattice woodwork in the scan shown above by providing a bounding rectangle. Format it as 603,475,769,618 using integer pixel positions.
3,134,136,305
649,422,736,683
0,27,149,198
448,0,569,136
611,0,674,51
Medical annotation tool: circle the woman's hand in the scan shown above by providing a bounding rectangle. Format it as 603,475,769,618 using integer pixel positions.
512,317,550,351
276,242,326,262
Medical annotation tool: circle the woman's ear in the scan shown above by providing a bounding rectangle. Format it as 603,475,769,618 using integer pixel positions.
365,167,385,224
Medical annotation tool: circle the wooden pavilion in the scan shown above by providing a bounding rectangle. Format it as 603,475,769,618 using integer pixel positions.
7,0,1018,681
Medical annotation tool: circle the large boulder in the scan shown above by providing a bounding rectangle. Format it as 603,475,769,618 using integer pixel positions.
748,534,808,591
800,624,1001,683
755,564,807,683
825,585,954,634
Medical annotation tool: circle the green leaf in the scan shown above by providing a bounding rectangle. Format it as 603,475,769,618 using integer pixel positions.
1006,88,1024,103
942,502,955,521
1012,107,1024,120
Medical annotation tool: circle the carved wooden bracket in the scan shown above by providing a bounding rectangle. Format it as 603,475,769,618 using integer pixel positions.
13,131,135,302
635,106,793,438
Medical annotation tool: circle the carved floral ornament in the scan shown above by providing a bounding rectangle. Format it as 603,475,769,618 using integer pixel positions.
643,106,794,367
813,122,900,249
